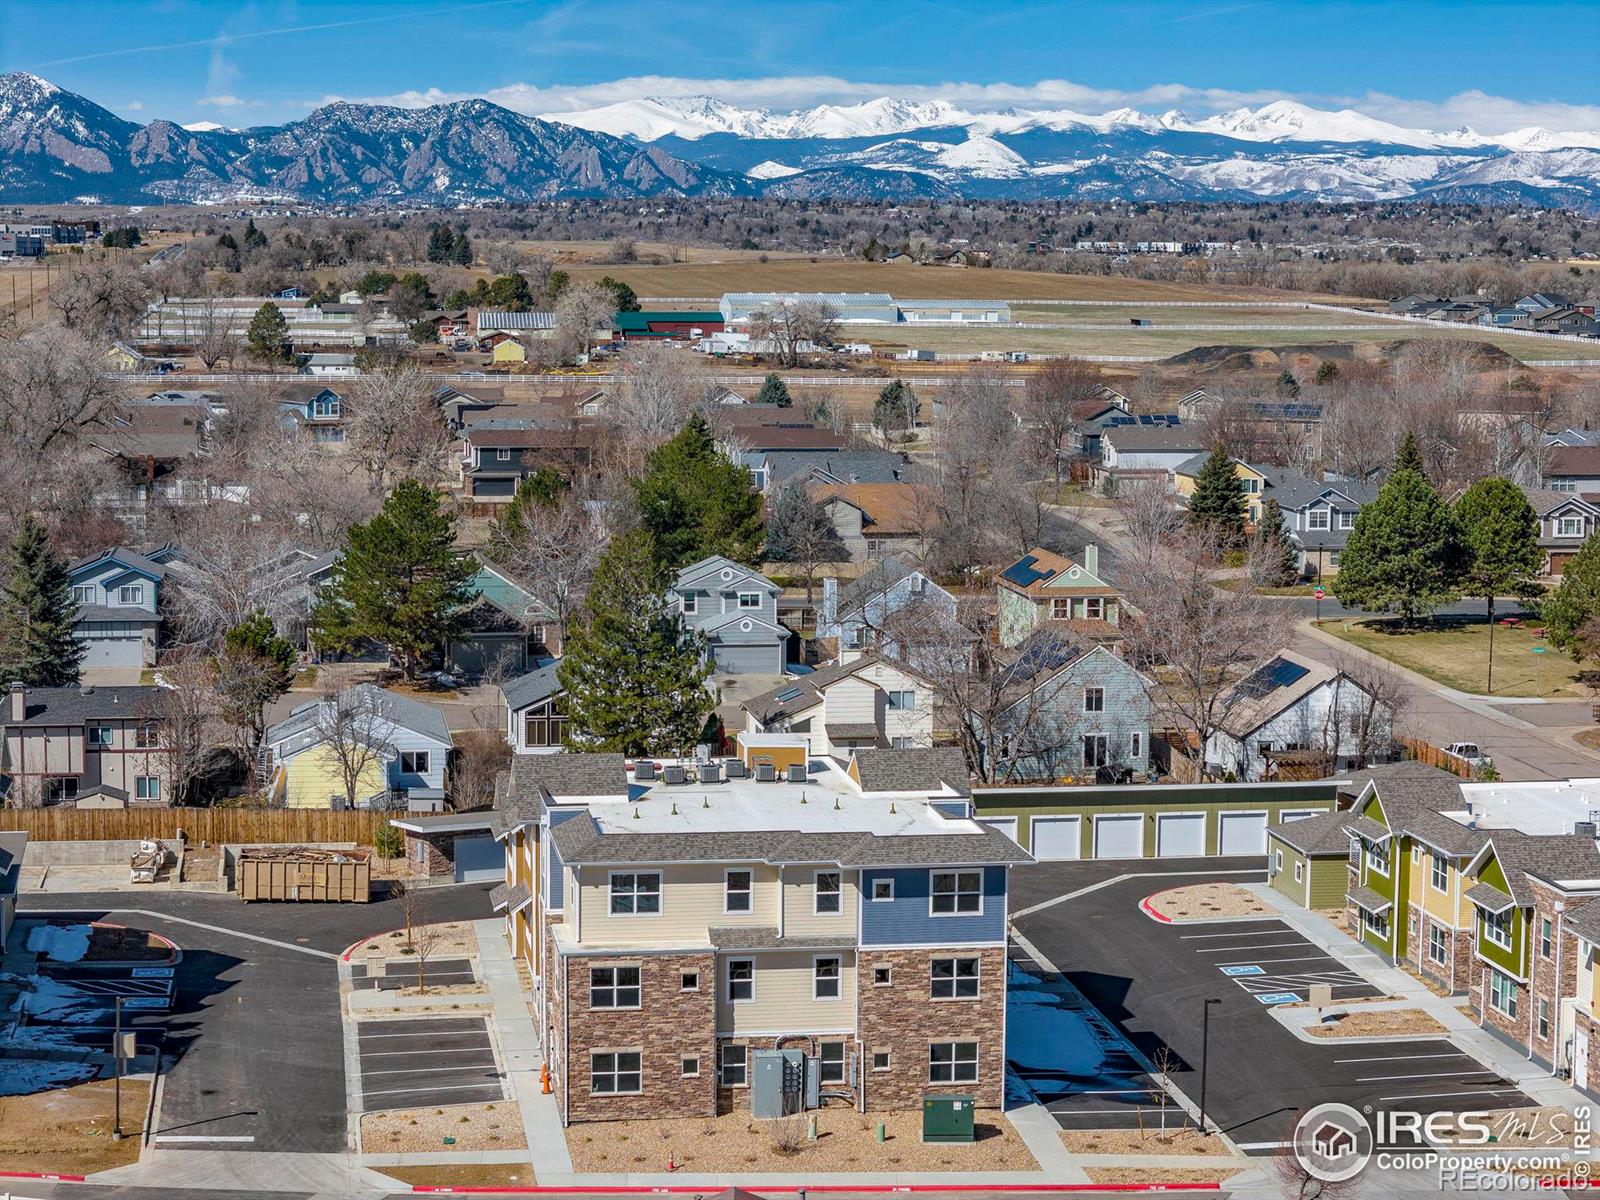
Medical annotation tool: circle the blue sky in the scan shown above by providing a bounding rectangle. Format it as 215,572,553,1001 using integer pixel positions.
4,0,1598,132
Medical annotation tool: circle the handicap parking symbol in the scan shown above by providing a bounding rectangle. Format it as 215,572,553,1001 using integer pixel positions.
1256,992,1300,1005
1220,965,1264,976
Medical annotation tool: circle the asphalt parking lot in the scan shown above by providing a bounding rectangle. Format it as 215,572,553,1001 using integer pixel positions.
356,1015,504,1111
350,957,475,990
1011,858,1535,1151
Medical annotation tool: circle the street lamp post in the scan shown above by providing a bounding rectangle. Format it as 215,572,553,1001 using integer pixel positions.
1198,997,1221,1137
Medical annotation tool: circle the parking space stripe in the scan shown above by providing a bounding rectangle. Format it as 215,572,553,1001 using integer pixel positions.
1357,1070,1495,1082
1379,1088,1525,1102
1216,955,1338,966
363,1066,499,1079
360,1047,491,1059
1336,1053,1471,1063
1179,928,1290,940
1198,943,1311,953
365,1081,506,1099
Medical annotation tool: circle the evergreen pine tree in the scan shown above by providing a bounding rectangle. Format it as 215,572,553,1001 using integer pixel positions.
1454,477,1543,629
1394,431,1425,477
242,218,268,250
556,530,714,755
1186,446,1248,547
874,379,917,433
426,224,454,263
310,481,477,678
632,415,765,569
1252,498,1300,587
245,302,289,362
596,276,640,313
756,373,792,407
0,517,82,686
1544,533,1600,658
450,230,473,266
1331,461,1466,624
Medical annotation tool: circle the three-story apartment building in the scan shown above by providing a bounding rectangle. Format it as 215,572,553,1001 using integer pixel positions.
492,744,1027,1125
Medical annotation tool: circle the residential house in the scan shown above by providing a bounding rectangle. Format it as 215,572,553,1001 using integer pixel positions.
995,545,1121,649
740,652,935,756
489,336,528,365
810,483,934,565
68,547,165,669
754,450,914,494
1513,307,1600,335
105,341,158,373
425,309,471,340
1096,423,1206,490
261,684,453,810
1521,487,1600,576
671,557,789,677
1515,293,1588,315
448,559,561,679
1388,294,1451,314
276,384,348,446
1544,446,1600,497
502,660,567,755
1174,389,1224,422
1267,473,1378,579
1069,410,1177,462
300,352,357,377
435,383,508,430
731,423,849,456
1169,453,1270,523
1265,809,1354,911
493,744,1027,1125
817,556,955,657
457,423,596,501
1555,900,1600,1097
1205,650,1393,781
983,639,1152,785
85,403,215,522
0,682,171,807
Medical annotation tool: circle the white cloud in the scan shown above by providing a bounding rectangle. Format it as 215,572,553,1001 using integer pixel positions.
305,74,1600,136
197,94,259,109
122,101,143,111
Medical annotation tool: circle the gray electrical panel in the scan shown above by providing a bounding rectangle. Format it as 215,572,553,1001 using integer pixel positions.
751,1049,806,1118
804,1055,821,1109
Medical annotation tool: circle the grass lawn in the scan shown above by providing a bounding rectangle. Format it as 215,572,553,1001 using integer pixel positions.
1321,617,1584,698
0,1078,149,1176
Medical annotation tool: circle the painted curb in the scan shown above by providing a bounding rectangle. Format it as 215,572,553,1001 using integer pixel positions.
412,1186,1224,1195
0,1170,88,1182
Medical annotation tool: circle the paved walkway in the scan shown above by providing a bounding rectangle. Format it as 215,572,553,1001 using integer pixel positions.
1248,882,1587,1109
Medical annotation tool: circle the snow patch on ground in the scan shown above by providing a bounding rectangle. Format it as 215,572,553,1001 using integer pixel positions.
1005,966,1108,1075
26,922,91,963
0,1058,100,1097
747,160,803,179
5,973,104,1023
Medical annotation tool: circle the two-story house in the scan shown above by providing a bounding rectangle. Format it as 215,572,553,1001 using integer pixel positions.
0,682,171,807
995,546,1121,650
68,547,165,670
808,483,935,565
671,557,788,677
492,744,1027,1126
755,450,915,494
1521,487,1600,576
502,660,567,755
1093,423,1203,490
458,424,597,501
261,684,453,810
1265,473,1378,580
1543,446,1600,498
276,384,348,446
740,652,935,756
447,558,562,680
1169,453,1269,523
817,556,956,658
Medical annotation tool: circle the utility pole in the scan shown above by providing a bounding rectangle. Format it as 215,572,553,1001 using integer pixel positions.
1198,996,1221,1137
113,995,123,1140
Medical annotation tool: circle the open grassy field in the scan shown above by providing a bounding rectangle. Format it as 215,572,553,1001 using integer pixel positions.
1007,302,1391,324
1321,617,1584,698
514,238,813,265
563,258,1376,305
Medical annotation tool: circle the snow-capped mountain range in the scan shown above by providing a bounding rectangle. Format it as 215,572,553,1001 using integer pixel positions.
2,72,1597,208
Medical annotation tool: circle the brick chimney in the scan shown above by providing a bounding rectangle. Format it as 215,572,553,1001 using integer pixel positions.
8,681,25,723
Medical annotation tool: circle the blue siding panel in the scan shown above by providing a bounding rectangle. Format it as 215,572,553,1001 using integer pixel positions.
859,866,1007,946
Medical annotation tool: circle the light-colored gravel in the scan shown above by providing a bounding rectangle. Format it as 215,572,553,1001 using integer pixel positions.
1084,1167,1247,1184
361,1101,526,1153
350,1003,491,1020
1146,883,1272,922
349,921,478,961
1061,1127,1237,1157
1303,1008,1447,1038
565,1106,1035,1173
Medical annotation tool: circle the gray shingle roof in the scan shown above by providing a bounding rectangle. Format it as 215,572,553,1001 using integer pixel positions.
70,546,168,580
1346,815,1392,842
501,661,561,712
708,926,859,951
1336,761,1461,799
763,450,911,487
851,747,971,797
4,685,164,727
499,753,630,829
551,819,1029,868
263,684,452,749
742,656,872,724
490,882,531,913
1102,424,1206,452
1267,809,1354,855
1564,900,1600,946
1464,880,1515,913
1349,885,1392,914
1486,831,1600,905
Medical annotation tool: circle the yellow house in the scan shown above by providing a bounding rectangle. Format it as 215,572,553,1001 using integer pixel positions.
489,336,527,365
105,340,153,373
1170,453,1269,523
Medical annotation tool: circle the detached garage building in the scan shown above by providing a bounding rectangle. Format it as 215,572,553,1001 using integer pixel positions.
972,779,1338,861
1266,809,1354,910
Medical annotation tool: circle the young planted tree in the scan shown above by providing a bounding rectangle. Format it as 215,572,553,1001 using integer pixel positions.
1454,477,1543,690
632,414,765,569
245,302,290,362
0,516,83,686
756,372,792,407
310,481,477,679
556,530,714,756
1332,451,1467,625
1186,446,1248,548
1251,498,1300,587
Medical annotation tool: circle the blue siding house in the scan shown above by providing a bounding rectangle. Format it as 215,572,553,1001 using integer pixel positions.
818,556,956,657
68,547,166,670
671,556,787,676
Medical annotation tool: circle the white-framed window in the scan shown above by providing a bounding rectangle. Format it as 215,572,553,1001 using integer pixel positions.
680,970,699,991
589,965,641,1009
1365,838,1389,876
931,956,979,1000
1482,907,1514,951
724,868,753,913
720,1043,748,1086
886,690,915,710
872,965,892,986
892,736,915,749
682,1056,700,1077
871,1050,892,1071
726,958,754,1003
1306,509,1330,531
1130,731,1142,760
399,751,429,775
1558,516,1585,537
1050,597,1072,620
609,871,661,915
1412,845,1420,864
814,870,842,914
1552,478,1577,493
135,722,159,749
134,775,160,802
1338,510,1356,530
1429,924,1449,965
680,592,698,615
590,1050,642,1095
1409,912,1418,936
495,448,511,462
45,777,78,802
1083,687,1105,713
930,870,982,916
820,1041,846,1083
865,538,888,559
1488,969,1518,1019
737,591,761,609
1540,917,1553,958
871,877,894,902
1431,855,1449,892
1274,849,1283,871
1084,596,1105,620
929,1041,979,1084
117,584,144,605
1294,860,1304,884
71,584,94,605
1362,907,1389,940
87,725,113,747
311,394,341,418
813,956,841,1000
1539,998,1551,1040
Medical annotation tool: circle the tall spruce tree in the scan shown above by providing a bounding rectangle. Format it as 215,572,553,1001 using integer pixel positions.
1394,430,1425,477
309,480,476,678
0,517,83,686
1331,450,1466,625
556,530,714,755
756,373,792,407
632,414,765,569
1186,446,1248,547
245,302,289,362
1454,477,1543,629
1544,533,1600,658
1252,498,1300,586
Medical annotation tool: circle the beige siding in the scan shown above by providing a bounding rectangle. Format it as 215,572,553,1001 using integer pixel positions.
576,863,781,948
828,678,877,724
716,949,857,1035
782,866,858,938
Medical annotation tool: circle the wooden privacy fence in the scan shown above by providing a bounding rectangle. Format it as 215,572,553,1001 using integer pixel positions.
0,807,429,845
1398,736,1473,779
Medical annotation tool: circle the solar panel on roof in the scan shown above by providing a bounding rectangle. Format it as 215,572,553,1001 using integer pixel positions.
774,686,804,703
1239,655,1310,698
1001,555,1057,587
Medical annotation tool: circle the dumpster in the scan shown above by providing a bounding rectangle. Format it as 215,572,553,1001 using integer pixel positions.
922,1094,975,1143
236,846,371,902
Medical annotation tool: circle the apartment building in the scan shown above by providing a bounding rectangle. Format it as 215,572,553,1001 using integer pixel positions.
491,743,1027,1125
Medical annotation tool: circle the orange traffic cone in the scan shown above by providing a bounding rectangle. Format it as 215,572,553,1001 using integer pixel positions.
668,1151,677,1172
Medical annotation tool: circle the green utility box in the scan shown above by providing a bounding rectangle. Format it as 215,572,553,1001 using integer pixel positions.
922,1094,975,1143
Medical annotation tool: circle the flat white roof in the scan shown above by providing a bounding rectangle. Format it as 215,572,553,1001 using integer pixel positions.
1454,778,1600,836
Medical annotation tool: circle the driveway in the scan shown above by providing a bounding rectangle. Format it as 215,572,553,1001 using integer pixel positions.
1011,859,1534,1151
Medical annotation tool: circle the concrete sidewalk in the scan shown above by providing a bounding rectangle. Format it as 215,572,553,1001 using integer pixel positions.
1249,882,1587,1108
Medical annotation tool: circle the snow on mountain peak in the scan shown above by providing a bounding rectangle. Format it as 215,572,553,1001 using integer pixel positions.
181,121,229,133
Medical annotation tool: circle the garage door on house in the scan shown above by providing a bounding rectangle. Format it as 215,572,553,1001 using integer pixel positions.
453,835,504,883
472,477,519,499
1030,815,1082,861
1093,813,1144,859
1218,812,1269,856
713,643,782,676
1156,813,1206,857
981,817,1020,845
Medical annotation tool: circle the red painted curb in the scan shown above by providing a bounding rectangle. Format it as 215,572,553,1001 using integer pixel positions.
1139,895,1174,923
411,1185,1222,1195
0,1170,88,1182
343,927,406,961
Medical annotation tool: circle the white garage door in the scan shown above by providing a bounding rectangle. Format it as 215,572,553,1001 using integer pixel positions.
1031,816,1082,861
981,817,1020,845
1219,812,1269,856
1156,813,1207,857
1093,814,1144,859
1279,809,1322,823
81,636,143,669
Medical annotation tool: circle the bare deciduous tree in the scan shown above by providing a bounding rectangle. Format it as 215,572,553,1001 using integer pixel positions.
748,299,840,367
554,282,616,360
191,295,240,369
158,506,308,648
146,653,220,807
49,258,152,340
312,683,398,810
614,342,701,443
490,496,604,642
344,363,449,494
1020,356,1101,483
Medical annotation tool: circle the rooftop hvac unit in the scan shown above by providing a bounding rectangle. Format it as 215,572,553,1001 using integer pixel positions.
700,761,722,784
756,763,776,783
726,759,748,779
635,760,656,781
787,763,807,783
663,764,687,785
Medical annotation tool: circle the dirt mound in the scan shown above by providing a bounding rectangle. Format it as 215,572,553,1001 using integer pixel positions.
1162,338,1523,374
